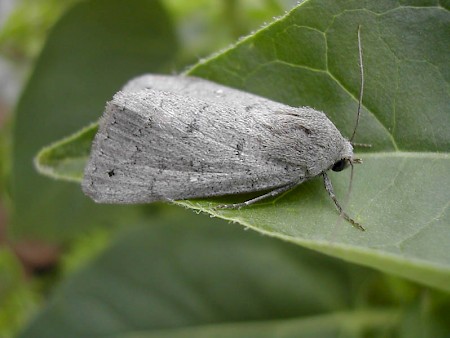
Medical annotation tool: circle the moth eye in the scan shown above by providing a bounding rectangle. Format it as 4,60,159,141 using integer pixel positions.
332,159,347,172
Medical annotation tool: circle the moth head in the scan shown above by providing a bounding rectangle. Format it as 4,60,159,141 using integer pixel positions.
331,157,362,172
331,158,348,172
330,139,362,173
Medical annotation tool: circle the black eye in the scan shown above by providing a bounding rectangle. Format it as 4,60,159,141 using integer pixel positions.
332,159,347,172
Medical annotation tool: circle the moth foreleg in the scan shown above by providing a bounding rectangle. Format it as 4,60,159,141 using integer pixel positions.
350,142,372,148
215,182,298,210
322,172,365,231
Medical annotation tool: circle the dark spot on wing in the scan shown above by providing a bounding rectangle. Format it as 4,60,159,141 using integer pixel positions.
133,128,143,136
245,105,255,112
297,125,311,135
274,110,312,135
146,116,153,128
186,117,199,132
236,140,245,155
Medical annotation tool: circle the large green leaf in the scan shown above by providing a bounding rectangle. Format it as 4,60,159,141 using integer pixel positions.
0,249,39,337
34,0,450,291
11,0,178,240
186,0,450,292
18,208,409,337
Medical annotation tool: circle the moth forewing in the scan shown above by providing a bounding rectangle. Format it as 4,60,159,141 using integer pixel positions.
82,88,307,204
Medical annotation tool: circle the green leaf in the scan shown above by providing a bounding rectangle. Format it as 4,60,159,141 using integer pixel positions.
34,0,450,291
18,209,405,337
12,0,178,241
34,123,98,182
187,0,450,292
0,249,39,337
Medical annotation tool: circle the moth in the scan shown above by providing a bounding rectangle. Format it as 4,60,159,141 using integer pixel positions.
82,29,366,230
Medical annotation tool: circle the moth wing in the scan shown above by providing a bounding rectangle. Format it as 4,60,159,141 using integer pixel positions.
123,74,287,112
82,89,304,204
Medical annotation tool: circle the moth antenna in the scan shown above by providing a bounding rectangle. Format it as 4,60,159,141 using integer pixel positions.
350,25,364,142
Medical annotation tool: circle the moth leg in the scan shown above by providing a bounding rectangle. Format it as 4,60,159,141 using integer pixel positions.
322,172,365,231
350,142,372,148
215,182,297,210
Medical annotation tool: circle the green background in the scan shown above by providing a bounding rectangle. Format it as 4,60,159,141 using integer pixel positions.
1,0,448,337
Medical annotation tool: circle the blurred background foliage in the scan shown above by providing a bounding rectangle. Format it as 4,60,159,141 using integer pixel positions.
0,0,448,337
0,0,298,336
0,0,298,65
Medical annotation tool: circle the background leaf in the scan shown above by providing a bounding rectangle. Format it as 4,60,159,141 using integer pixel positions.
18,208,408,338
34,0,450,291
11,0,178,241
0,249,40,337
